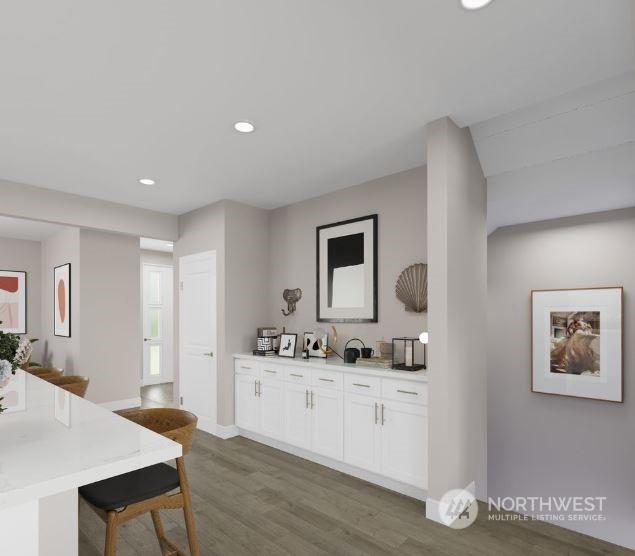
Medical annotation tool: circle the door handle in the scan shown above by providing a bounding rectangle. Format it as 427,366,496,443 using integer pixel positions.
374,402,378,424
203,352,214,357
381,403,385,425
257,380,261,397
305,389,309,409
144,338,152,342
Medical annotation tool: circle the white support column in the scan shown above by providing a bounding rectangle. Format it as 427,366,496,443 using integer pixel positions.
425,117,487,522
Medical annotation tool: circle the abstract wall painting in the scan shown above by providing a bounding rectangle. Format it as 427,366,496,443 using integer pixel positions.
54,263,71,337
0,270,27,334
532,287,623,402
317,214,378,323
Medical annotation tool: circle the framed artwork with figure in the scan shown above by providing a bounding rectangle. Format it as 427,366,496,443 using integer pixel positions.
531,287,623,402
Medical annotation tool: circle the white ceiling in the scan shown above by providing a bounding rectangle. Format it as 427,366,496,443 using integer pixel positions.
473,72,635,232
0,1,632,215
0,216,66,241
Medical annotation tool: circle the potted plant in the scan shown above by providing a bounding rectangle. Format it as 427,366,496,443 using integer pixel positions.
0,324,37,413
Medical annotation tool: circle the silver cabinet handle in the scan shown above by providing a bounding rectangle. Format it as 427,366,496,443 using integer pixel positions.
257,380,262,397
290,373,303,378
254,379,258,397
397,389,418,395
381,403,385,425
241,365,252,370
305,389,309,409
264,369,277,374
353,383,370,388
310,391,315,409
374,402,379,424
319,378,334,383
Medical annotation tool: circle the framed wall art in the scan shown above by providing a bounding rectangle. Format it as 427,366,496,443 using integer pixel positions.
531,287,623,402
317,214,378,323
54,263,71,338
0,270,27,334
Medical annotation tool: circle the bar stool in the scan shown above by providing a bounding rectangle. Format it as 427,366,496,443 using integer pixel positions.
25,367,64,380
46,375,90,398
79,408,200,556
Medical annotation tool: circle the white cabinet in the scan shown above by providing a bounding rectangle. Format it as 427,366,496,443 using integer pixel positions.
344,393,381,473
380,400,428,489
260,377,285,440
234,356,428,495
311,387,343,460
235,373,260,431
284,383,311,449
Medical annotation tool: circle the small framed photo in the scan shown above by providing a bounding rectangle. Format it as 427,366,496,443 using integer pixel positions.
532,287,623,402
278,333,297,358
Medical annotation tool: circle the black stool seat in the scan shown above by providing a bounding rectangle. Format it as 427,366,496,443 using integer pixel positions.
79,463,180,511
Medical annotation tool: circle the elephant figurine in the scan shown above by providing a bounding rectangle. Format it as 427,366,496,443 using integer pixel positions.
282,288,302,316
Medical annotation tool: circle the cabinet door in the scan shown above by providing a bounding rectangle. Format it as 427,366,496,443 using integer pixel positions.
235,374,260,432
284,382,312,449
344,393,381,473
380,400,428,488
311,387,343,461
259,377,285,440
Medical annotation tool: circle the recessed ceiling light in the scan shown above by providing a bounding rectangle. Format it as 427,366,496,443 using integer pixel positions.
234,121,255,133
461,0,494,10
139,178,156,186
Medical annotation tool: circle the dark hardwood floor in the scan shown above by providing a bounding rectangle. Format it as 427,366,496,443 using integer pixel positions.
78,427,631,555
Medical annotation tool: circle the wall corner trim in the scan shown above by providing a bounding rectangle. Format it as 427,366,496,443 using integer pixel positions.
100,397,142,412
425,498,443,524
215,424,240,439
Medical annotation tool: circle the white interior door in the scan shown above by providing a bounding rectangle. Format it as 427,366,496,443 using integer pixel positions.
142,264,174,386
179,251,217,433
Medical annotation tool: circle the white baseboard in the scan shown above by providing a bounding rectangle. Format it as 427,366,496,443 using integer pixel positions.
100,397,141,411
215,424,239,439
425,497,443,524
237,428,427,502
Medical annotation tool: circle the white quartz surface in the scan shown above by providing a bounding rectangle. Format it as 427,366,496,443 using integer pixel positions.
234,353,428,382
0,371,181,509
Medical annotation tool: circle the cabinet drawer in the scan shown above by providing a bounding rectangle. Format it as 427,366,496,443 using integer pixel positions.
284,367,310,384
260,364,283,380
235,359,261,376
344,373,381,397
382,379,427,405
311,368,343,390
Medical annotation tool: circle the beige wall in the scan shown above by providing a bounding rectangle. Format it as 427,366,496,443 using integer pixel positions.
0,237,43,360
268,166,427,353
0,178,177,240
488,208,635,549
79,230,141,404
225,201,270,425
426,117,487,506
40,228,81,372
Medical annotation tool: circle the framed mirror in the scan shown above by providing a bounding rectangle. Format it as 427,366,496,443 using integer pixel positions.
316,214,378,323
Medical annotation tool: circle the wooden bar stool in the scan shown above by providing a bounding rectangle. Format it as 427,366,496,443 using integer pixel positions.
45,375,90,398
79,408,200,556
25,367,64,381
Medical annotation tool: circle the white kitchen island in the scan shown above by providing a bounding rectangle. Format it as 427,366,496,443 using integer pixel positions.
0,370,181,556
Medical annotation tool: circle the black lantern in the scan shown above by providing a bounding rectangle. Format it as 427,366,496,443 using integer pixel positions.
391,337,426,371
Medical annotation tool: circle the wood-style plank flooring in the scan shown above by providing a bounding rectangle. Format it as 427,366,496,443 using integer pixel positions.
78,386,631,555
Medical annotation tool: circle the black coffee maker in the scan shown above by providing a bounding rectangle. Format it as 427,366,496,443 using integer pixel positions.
344,338,365,364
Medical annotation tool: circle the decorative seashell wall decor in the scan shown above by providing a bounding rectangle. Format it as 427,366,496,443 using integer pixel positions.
395,263,427,313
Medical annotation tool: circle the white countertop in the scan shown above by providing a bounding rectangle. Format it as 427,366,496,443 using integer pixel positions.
234,353,428,383
0,370,181,509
